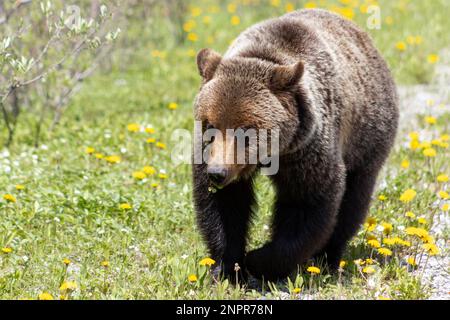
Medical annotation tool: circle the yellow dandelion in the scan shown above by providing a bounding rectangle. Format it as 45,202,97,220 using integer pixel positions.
230,15,240,26
188,274,198,282
183,20,196,33
168,102,178,110
307,266,320,274
407,257,416,266
101,260,109,268
378,248,392,256
440,134,449,141
227,3,237,13
95,153,104,159
365,258,374,265
362,266,375,274
187,33,199,42
156,142,167,150
62,258,71,265
381,222,393,235
383,238,396,246
405,211,416,219
1,247,12,254
15,184,25,191
442,204,449,211
401,159,410,169
145,127,155,134
292,287,301,294
105,155,121,164
409,139,420,150
3,194,16,203
409,132,420,140
143,166,156,175
423,243,439,256
119,203,132,210
378,195,387,201
438,190,449,200
399,189,416,203
146,138,156,144
417,216,427,225
190,7,202,17
423,147,437,157
339,260,347,268
158,173,168,180
127,123,140,132
367,239,381,248
202,16,211,25
395,41,407,51
132,171,147,180
427,54,439,64
304,2,317,9
38,292,54,300
59,281,77,291
378,296,391,300
270,0,281,7
424,116,437,125
285,3,295,12
85,147,95,154
199,257,216,267
151,182,159,188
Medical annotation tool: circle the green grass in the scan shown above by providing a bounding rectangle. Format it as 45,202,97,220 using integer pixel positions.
0,0,449,299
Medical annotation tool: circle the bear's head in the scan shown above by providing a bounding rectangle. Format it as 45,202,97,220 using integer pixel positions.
194,48,304,188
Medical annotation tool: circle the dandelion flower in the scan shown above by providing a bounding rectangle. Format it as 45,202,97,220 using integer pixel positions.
307,266,320,274
95,153,104,159
339,260,347,268
199,257,216,267
442,204,449,212
227,3,237,13
383,238,396,246
437,174,449,183
427,54,439,64
101,260,109,268
405,211,415,219
417,216,427,225
3,194,16,203
399,189,416,203
105,155,121,164
38,292,54,300
407,257,416,266
378,248,392,256
156,142,167,150
438,191,449,200
145,127,155,134
400,159,410,169
127,123,140,132
168,102,178,110
378,195,387,201
151,182,159,188
59,281,77,291
270,0,281,7
15,184,25,191
183,20,196,33
292,287,301,294
1,247,12,254
188,274,198,282
362,266,375,274
367,239,381,248
423,148,437,157
395,41,407,51
63,258,71,265
132,171,147,180
158,173,167,180
187,33,199,42
190,7,202,17
381,222,393,235
423,243,439,256
146,138,156,144
143,166,156,175
119,203,132,210
424,116,437,125
85,147,95,154
285,3,295,12
230,15,240,26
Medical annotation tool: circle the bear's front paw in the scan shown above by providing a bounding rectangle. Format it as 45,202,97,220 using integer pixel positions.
246,244,292,281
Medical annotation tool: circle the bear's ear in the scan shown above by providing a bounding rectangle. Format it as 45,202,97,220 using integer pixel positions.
270,61,304,90
197,48,222,81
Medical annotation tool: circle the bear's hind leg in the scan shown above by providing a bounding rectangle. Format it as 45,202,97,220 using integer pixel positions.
316,166,381,269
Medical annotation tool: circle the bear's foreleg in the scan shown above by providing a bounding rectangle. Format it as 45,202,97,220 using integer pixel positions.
193,164,255,283
246,170,345,281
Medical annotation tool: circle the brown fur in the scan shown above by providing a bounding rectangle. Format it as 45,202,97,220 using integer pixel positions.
193,9,398,281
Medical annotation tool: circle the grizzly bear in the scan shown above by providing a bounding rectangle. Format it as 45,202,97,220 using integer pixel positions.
192,9,398,282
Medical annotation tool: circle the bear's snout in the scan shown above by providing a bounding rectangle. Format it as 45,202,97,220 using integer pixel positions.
207,166,228,187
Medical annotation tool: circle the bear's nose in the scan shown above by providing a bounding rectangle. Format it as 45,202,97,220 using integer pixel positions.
207,167,227,186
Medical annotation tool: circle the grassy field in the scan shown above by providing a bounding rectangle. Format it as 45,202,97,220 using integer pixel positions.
0,0,449,299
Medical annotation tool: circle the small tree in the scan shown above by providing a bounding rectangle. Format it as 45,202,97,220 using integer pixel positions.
0,0,121,147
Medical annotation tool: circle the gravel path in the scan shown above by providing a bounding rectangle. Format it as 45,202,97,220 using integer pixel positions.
398,48,450,300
